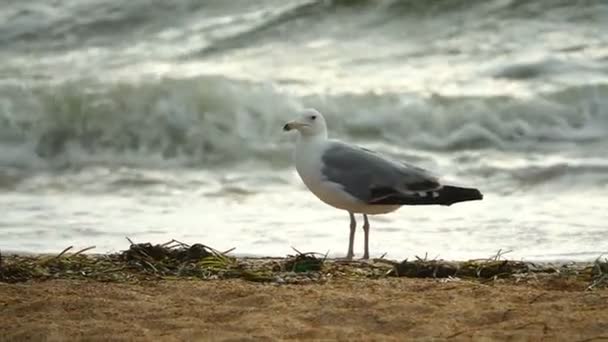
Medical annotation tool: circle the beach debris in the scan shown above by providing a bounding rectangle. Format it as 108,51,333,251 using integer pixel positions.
0,243,604,288
120,237,239,278
123,238,214,263
387,251,529,279
283,247,327,273
0,245,112,283
586,255,608,291
0,239,240,283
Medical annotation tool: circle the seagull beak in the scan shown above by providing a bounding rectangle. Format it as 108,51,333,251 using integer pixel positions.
283,120,308,132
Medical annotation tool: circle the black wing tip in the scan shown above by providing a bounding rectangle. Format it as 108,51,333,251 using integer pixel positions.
369,185,483,206
441,185,483,204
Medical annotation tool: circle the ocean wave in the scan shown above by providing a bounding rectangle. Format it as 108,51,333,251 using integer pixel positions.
0,76,297,169
0,76,607,170
475,159,608,190
188,1,323,58
0,0,191,49
3,0,605,54
186,0,608,58
313,85,608,150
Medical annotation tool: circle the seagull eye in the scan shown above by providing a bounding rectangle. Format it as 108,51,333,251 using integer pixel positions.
310,115,317,120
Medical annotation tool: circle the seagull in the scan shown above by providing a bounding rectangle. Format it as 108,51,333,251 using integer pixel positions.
283,108,483,260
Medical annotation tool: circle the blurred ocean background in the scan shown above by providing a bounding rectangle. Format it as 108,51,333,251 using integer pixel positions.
1,0,607,260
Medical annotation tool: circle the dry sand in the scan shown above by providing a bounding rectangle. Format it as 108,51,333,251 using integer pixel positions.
1,277,608,341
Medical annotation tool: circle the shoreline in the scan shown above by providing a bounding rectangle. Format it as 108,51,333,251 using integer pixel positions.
1,241,605,286
1,245,604,265
2,242,607,340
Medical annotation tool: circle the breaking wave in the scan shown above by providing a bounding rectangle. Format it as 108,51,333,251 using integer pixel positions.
0,76,606,169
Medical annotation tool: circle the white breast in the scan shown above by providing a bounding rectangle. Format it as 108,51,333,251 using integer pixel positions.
295,139,353,209
294,139,400,215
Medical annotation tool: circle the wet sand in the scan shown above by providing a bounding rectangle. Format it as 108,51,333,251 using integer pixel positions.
1,277,607,341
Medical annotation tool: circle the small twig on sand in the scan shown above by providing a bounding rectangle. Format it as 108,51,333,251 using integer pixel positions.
125,237,135,246
414,252,440,262
490,249,513,261
56,246,73,258
445,330,467,339
73,246,96,257
415,252,428,262
161,239,191,249
513,322,549,334
290,246,324,258
222,247,236,255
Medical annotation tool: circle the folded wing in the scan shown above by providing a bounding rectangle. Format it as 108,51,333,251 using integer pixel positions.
321,141,482,206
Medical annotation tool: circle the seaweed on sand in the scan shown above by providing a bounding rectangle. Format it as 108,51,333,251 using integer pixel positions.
0,245,115,283
121,238,235,278
1,242,605,288
586,255,608,291
0,239,241,283
282,248,327,273
387,250,529,280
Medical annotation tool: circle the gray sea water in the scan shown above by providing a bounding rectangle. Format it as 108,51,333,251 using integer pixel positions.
1,0,607,260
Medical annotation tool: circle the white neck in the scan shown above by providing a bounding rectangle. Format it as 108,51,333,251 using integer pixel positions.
297,131,327,145
295,132,326,167
294,132,327,195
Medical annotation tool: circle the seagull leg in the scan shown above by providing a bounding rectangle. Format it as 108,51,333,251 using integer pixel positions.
362,214,370,260
346,212,356,260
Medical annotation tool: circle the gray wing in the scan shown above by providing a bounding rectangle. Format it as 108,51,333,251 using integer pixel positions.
321,141,441,203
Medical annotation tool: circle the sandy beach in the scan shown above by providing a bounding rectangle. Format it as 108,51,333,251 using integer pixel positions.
2,1,607,341
2,267,608,341
2,242,607,341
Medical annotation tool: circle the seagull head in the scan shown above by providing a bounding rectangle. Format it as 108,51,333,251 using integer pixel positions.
283,108,328,138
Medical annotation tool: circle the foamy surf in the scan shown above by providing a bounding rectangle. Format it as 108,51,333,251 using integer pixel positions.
0,0,606,260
